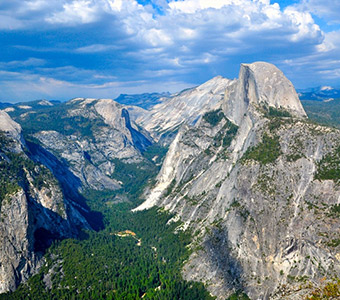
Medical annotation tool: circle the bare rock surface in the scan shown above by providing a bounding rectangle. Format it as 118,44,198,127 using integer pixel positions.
0,110,24,151
136,76,234,144
223,62,306,126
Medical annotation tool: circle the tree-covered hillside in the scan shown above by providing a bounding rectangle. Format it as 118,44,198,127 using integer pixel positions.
302,99,340,128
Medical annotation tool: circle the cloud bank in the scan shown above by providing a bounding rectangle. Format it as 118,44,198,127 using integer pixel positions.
0,0,339,101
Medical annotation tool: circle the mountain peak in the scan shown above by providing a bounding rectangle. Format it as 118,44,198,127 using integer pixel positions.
321,85,333,91
223,62,307,125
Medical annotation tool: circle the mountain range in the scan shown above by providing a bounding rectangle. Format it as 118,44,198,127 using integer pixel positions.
298,86,340,102
0,62,339,299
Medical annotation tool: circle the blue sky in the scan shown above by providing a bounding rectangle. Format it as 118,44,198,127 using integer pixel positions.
0,0,339,102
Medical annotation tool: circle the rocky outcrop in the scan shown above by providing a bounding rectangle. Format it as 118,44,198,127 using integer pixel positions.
0,113,90,293
135,76,234,144
135,62,339,299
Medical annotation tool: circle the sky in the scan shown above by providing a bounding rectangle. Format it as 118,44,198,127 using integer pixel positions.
0,0,339,102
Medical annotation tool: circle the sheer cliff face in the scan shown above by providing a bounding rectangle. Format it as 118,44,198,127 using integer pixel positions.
136,63,339,299
223,62,306,126
0,111,24,152
0,112,89,293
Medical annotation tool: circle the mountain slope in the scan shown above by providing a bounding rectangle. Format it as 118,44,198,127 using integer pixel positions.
8,98,153,192
135,76,234,144
135,62,340,299
0,111,90,293
302,98,340,129
0,113,213,300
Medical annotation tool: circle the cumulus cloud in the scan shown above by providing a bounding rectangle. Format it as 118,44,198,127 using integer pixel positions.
46,0,100,24
0,0,339,101
284,7,322,41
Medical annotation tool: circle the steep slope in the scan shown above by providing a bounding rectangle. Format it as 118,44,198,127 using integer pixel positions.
135,76,234,144
9,98,153,191
0,111,90,293
0,110,24,151
135,62,340,299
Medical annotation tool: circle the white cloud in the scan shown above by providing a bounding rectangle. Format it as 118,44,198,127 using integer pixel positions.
279,28,340,87
2,0,323,44
107,0,123,12
46,0,100,24
284,7,322,41
317,30,340,52
23,0,54,11
168,0,249,14
1,0,325,49
0,15,22,29
140,28,173,47
75,44,122,53
0,58,46,68
1,0,339,101
304,0,340,24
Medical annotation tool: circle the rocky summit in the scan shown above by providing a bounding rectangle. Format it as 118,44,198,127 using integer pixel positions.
135,62,340,299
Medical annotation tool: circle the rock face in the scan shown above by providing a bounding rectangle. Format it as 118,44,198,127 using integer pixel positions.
135,76,234,144
135,62,340,299
223,62,306,126
0,111,24,151
0,112,90,293
17,98,152,191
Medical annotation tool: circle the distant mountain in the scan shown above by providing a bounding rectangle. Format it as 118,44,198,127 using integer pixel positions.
298,86,340,101
302,98,340,128
0,103,12,110
7,98,153,192
0,100,62,111
115,92,170,109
